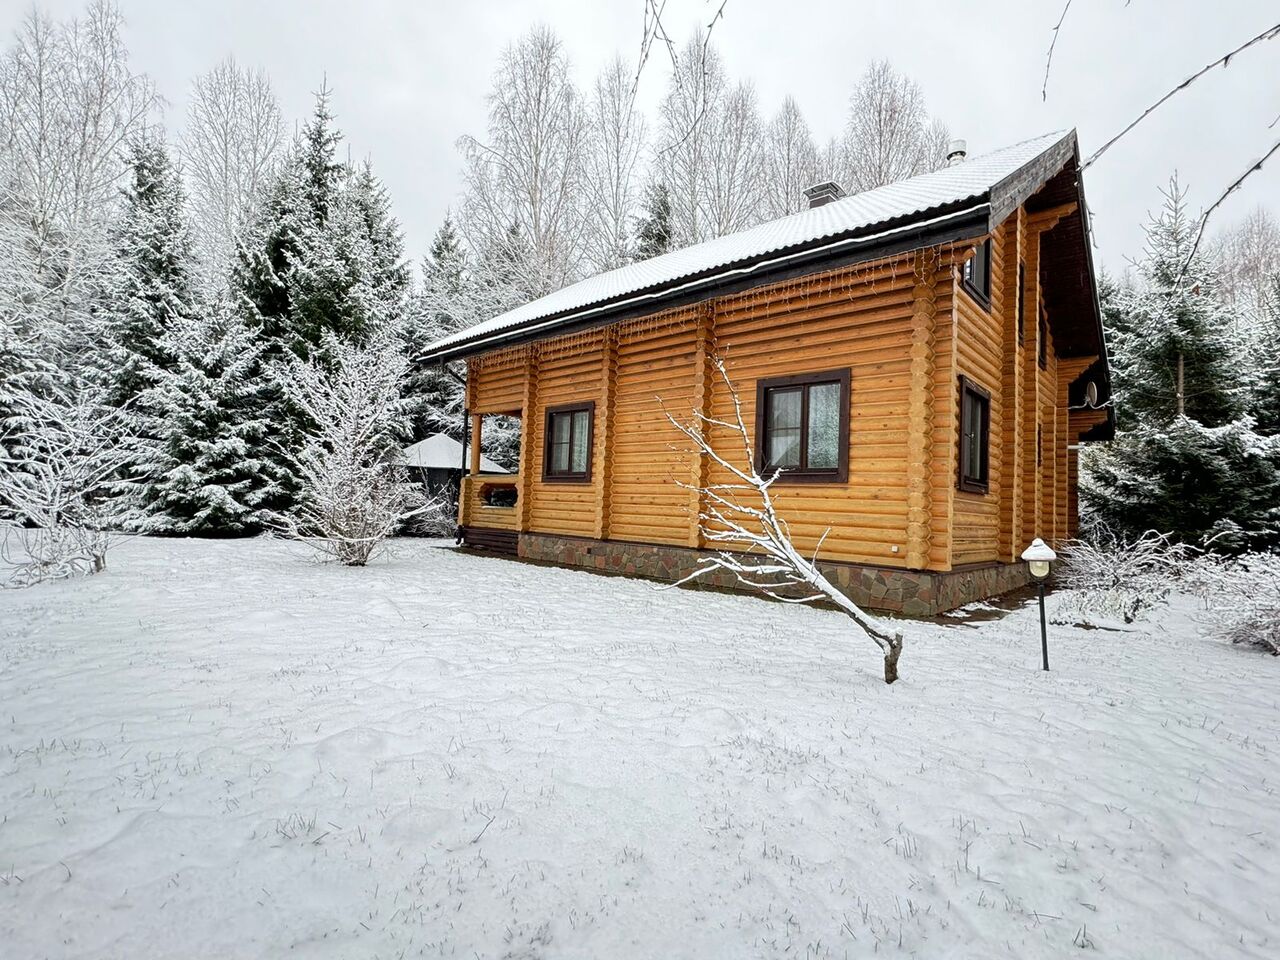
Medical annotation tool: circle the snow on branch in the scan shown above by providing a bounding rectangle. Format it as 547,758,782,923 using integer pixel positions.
0,385,138,585
660,356,905,684
273,333,432,566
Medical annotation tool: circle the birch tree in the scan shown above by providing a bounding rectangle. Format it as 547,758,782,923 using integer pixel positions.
840,60,948,193
457,26,587,297
181,57,284,289
762,96,820,218
0,1,158,266
655,31,726,247
701,80,764,236
583,56,647,273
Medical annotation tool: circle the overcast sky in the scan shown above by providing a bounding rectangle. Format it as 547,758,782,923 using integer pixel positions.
5,0,1278,275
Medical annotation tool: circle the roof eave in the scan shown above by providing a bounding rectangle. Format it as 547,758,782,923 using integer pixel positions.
419,200,992,364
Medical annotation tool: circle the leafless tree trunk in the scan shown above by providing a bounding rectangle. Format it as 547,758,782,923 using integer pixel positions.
458,26,587,297
655,30,725,247
0,1,158,269
181,56,284,290
762,96,820,218
662,357,905,684
839,59,948,193
583,56,647,272
701,80,764,236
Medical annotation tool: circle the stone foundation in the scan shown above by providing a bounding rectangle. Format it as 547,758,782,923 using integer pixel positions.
517,532,1030,617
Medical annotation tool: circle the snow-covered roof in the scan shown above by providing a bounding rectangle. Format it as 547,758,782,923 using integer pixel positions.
421,130,1078,362
403,433,508,473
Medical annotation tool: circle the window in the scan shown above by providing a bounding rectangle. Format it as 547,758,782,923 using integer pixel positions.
1016,260,1026,345
958,376,990,494
962,238,992,305
754,369,851,483
1038,306,1050,369
543,402,594,482
1036,423,1044,468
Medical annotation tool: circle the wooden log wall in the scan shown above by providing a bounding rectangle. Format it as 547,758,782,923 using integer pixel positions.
462,204,1096,570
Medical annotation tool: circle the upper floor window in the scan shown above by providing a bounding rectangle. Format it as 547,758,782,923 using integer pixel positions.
1017,260,1026,345
958,376,991,494
1039,306,1050,369
543,402,593,482
755,369,851,483
962,238,992,305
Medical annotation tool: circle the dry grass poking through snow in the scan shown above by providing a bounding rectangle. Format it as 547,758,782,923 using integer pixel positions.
0,537,1276,958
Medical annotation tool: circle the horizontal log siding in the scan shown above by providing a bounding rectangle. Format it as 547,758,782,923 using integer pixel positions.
706,258,922,567
526,335,602,538
952,224,1007,566
470,350,525,413
609,318,699,546
458,208,1092,570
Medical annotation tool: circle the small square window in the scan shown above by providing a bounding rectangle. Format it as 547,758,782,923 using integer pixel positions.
958,376,990,494
962,238,992,305
755,369,850,483
543,402,593,482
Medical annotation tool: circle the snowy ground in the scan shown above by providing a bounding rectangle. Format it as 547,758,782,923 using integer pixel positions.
1,537,1276,959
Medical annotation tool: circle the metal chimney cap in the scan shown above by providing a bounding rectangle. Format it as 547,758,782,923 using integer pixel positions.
946,139,968,165
803,180,846,208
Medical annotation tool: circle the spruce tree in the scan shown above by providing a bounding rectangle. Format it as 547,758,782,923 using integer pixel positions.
136,306,282,535
1082,180,1280,551
230,85,410,512
101,137,198,408
632,182,673,262
1251,277,1280,436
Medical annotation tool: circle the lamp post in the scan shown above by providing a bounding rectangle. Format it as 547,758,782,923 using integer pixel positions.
1021,537,1057,671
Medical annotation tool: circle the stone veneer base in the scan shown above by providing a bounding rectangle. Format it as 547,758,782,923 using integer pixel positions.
516,532,1031,617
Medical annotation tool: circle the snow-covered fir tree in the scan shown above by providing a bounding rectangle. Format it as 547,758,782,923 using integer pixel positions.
229,86,410,510
632,182,673,262
1251,277,1280,436
100,137,198,409
1082,180,1280,551
135,305,281,535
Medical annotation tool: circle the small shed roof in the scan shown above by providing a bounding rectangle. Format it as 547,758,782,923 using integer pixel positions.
403,433,508,473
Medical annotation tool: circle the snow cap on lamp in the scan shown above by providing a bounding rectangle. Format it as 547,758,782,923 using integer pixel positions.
1021,537,1056,580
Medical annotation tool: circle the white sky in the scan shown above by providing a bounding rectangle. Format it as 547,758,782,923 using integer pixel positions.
5,0,1278,274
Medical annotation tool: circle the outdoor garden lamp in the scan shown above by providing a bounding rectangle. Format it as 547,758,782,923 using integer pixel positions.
1022,538,1056,580
1021,538,1057,671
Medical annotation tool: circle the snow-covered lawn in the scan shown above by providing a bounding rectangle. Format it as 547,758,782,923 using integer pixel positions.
1,538,1276,959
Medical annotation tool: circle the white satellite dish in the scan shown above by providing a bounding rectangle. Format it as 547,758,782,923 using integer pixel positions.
1083,381,1099,406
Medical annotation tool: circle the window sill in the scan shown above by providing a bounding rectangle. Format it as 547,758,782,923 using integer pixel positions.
541,475,592,484
763,470,849,485
957,479,990,496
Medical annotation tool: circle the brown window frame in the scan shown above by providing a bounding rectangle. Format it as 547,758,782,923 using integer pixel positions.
1038,304,1050,369
542,401,595,483
754,368,851,484
961,238,992,307
1016,260,1026,345
957,375,991,495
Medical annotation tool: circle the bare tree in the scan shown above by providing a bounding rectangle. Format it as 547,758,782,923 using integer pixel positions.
655,30,725,246
458,26,587,297
0,1,158,267
276,332,425,566
663,358,905,683
762,96,820,218
0,383,137,584
582,56,648,273
701,79,765,236
1213,207,1280,329
839,60,949,193
182,56,284,289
